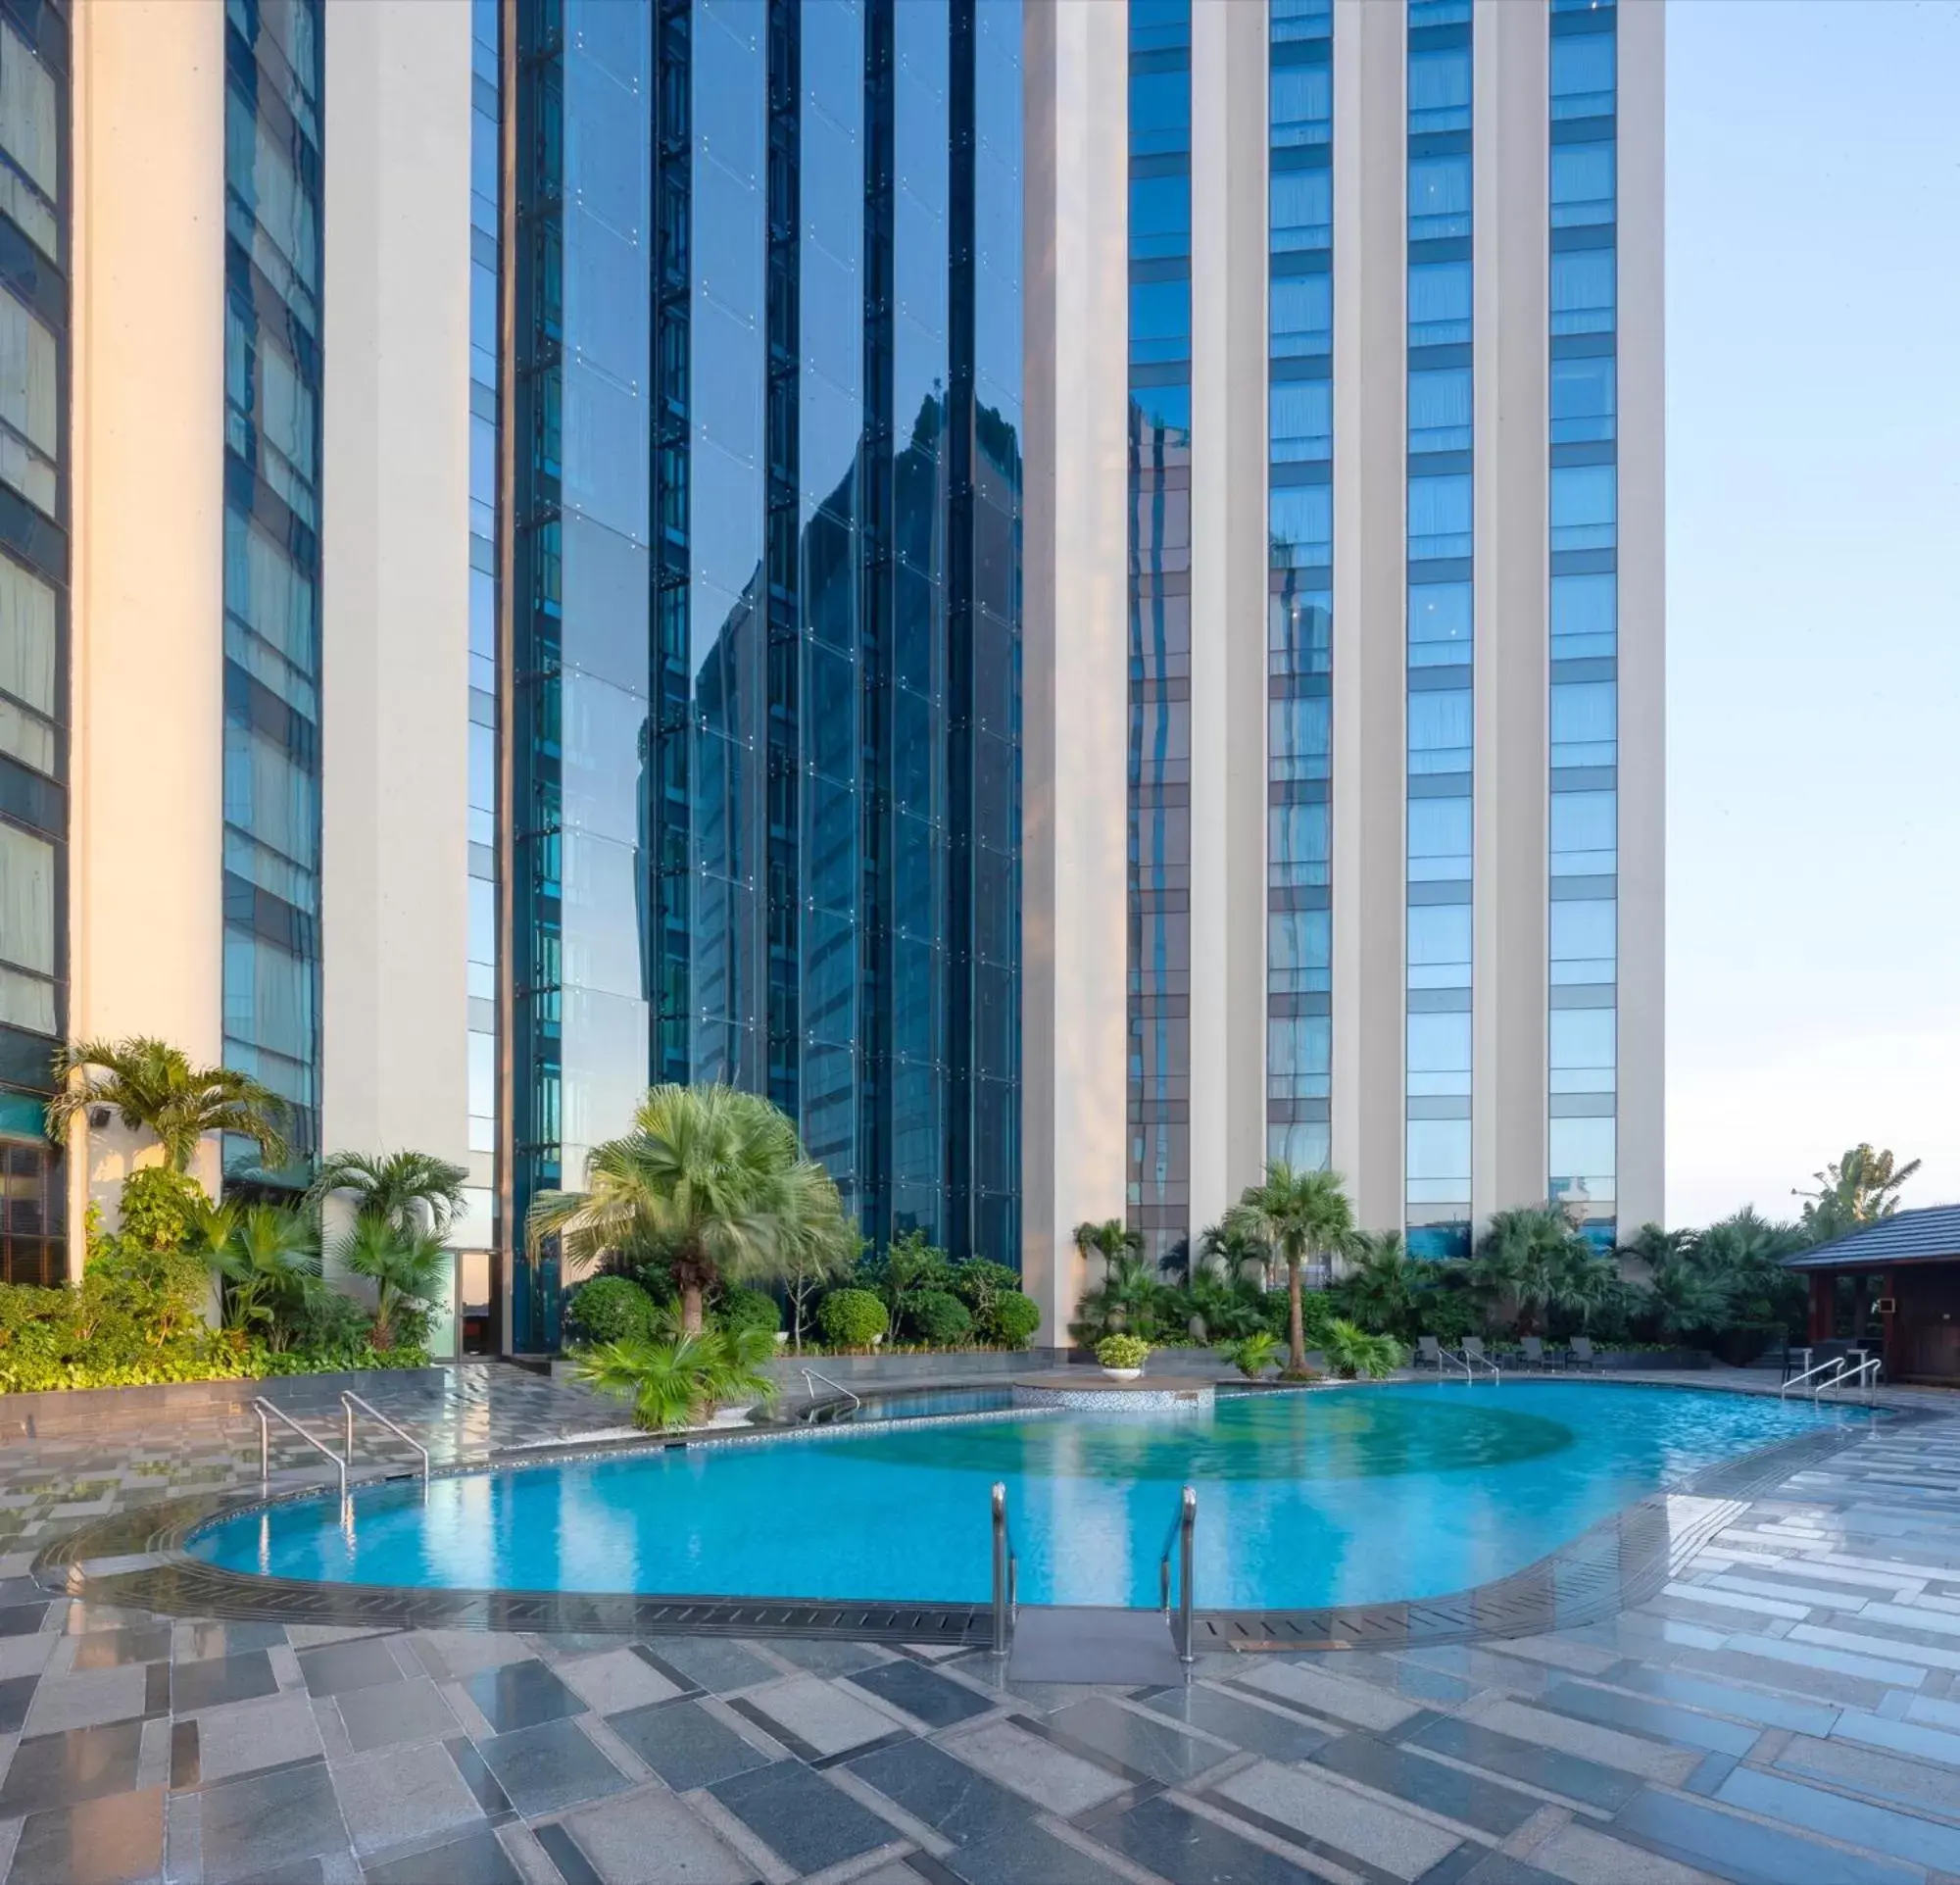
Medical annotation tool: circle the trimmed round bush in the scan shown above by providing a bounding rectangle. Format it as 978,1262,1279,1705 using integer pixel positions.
981,1290,1041,1350
908,1289,971,1347
566,1275,659,1346
716,1285,781,1337
816,1287,889,1350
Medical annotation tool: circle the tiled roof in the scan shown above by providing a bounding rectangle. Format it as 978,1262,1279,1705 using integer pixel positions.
1782,1203,1960,1270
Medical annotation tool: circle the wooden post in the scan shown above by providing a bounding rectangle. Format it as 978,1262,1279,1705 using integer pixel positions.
1807,1271,1833,1344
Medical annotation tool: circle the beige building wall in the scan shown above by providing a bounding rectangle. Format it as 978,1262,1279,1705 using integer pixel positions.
67,0,229,1266
1187,0,1270,1238
1330,0,1406,1232
1615,0,1665,1233
1471,0,1550,1223
1019,0,1130,1339
320,4,475,1209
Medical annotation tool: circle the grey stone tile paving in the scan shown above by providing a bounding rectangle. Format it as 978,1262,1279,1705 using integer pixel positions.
10,1367,1960,1880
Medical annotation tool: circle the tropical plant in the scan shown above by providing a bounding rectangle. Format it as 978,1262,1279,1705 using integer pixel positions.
1223,1163,1354,1376
1096,1333,1151,1370
337,1215,448,1350
1222,1330,1280,1380
816,1287,889,1349
782,1221,858,1354
1643,1253,1730,1339
569,1326,779,1433
715,1285,782,1338
1794,1144,1921,1244
1178,1269,1271,1344
1324,1318,1403,1380
861,1229,953,1336
909,1289,972,1346
1338,1230,1421,1337
1197,1218,1274,1290
1072,1253,1169,1344
194,1201,321,1350
116,1166,211,1253
1470,1206,1587,1337
981,1290,1042,1349
525,1084,852,1334
1072,1218,1140,1284
950,1258,1022,1320
47,1036,289,1173
310,1149,469,1239
1612,1221,1689,1280
566,1275,661,1347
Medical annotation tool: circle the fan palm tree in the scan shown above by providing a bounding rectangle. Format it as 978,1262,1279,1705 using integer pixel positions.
309,1149,470,1239
1794,1145,1921,1244
1645,1254,1729,1340
1612,1221,1688,1281
195,1200,320,1348
337,1214,449,1349
1472,1206,1585,1336
1196,1218,1272,1288
47,1036,288,1174
1072,1218,1140,1285
526,1084,845,1334
1223,1163,1354,1375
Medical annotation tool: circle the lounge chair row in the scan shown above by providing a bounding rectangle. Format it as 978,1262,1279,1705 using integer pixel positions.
1412,1335,1600,1371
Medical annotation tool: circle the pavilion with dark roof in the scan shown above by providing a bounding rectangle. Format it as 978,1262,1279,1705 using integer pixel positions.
1783,1204,1960,1384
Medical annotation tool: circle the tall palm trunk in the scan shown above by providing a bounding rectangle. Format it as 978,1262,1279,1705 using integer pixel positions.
674,1245,714,1334
1287,1256,1305,1373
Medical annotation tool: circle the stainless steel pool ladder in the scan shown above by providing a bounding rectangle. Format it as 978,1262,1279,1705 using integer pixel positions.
1440,1346,1500,1383
1158,1485,1198,1665
989,1481,1018,1658
1781,1350,1879,1403
341,1390,430,1488
255,1398,346,1499
801,1368,861,1419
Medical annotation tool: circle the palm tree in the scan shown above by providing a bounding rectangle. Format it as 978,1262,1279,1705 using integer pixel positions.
1072,1218,1140,1285
337,1214,449,1349
526,1084,846,1334
47,1036,288,1174
1794,1145,1922,1244
1223,1163,1354,1375
1197,1218,1271,1288
1612,1221,1688,1282
1341,1230,1421,1338
1645,1254,1729,1340
1472,1206,1584,1337
1554,1242,1622,1333
196,1201,320,1348
310,1149,469,1238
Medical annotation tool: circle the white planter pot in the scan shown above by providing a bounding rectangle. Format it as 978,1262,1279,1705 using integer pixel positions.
1102,1366,1145,1381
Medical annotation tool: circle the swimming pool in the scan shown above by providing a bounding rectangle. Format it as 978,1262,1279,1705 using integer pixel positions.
190,1382,1867,1612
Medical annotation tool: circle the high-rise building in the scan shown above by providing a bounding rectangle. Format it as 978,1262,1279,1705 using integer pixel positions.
1017,0,1661,1322
18,0,1657,1351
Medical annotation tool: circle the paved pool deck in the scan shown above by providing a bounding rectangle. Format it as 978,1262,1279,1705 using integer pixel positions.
3,1364,1959,1885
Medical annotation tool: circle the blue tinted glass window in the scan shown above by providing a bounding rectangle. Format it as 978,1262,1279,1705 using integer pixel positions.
1408,472,1472,560
1551,32,1615,118
1407,796,1471,878
1551,679,1617,769
1408,690,1472,773
1550,463,1616,551
1407,1013,1471,1093
1408,582,1472,667
1550,140,1615,225
1269,802,1330,887
1130,173,1191,259
1550,249,1615,334
1408,261,1471,345
1270,485,1332,568
1268,1017,1332,1098
1129,277,1192,364
1408,47,1471,132
1269,380,1331,462
1409,153,1471,239
1270,63,1332,146
1550,790,1616,873
1271,273,1332,356
1409,367,1472,454
1550,570,1616,658
1269,909,1331,992
1130,69,1192,155
1270,169,1331,252
1550,898,1616,982
1550,354,1615,443
1407,904,1472,986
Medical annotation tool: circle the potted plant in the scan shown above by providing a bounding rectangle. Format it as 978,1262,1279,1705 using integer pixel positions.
1096,1333,1152,1379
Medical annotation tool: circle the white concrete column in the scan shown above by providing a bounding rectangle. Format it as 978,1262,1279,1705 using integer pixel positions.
69,0,229,1264
1615,0,1665,1232
319,3,474,1198
1020,0,1130,1339
1330,0,1405,1232
1471,0,1549,1224
1188,0,1268,1238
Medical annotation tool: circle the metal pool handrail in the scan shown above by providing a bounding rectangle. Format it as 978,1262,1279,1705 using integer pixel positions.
1158,1485,1198,1664
801,1367,861,1417
989,1481,1019,1658
1822,1355,1884,1406
340,1390,430,1488
1781,1354,1851,1401
255,1399,346,1499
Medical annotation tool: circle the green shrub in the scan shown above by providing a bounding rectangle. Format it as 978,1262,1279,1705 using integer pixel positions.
980,1290,1041,1349
117,1166,209,1252
1096,1333,1151,1370
716,1286,781,1338
1222,1331,1280,1380
908,1289,971,1346
816,1287,889,1350
566,1276,660,1346
949,1258,1020,1313
1325,1319,1404,1380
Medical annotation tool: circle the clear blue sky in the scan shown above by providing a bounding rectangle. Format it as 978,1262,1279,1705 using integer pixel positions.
1667,0,1960,1224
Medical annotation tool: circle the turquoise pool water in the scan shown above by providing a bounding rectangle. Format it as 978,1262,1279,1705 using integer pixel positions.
190,1382,1866,1611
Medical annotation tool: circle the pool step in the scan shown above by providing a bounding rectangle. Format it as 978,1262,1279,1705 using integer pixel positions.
1007,1605,1187,1684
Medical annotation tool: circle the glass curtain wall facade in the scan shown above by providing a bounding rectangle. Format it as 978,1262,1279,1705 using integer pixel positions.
0,0,67,1282
1265,0,1333,1179
1403,0,1474,1257
511,0,1020,1342
222,0,325,1180
1125,0,1191,1266
1546,0,1618,1247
